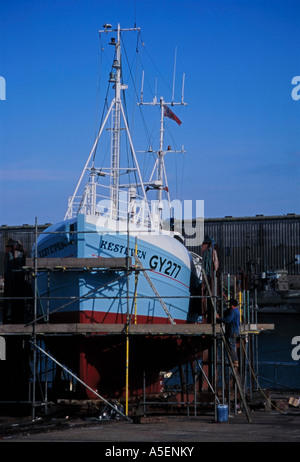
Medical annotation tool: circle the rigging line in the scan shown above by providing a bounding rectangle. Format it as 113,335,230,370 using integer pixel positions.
131,44,140,189
122,91,139,188
133,0,137,29
140,40,180,101
119,72,140,190
130,31,141,131
92,48,118,166
92,83,112,167
120,34,146,190
164,121,184,200
117,38,134,176
94,35,104,141
135,29,173,104
121,35,152,150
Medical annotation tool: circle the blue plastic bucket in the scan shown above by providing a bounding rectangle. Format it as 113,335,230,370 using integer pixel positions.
217,404,229,422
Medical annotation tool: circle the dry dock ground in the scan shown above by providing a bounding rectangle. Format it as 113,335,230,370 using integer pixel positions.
1,409,299,445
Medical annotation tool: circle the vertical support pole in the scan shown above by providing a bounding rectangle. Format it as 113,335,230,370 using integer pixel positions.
44,345,48,415
221,273,225,403
249,333,253,399
233,275,236,299
46,271,50,322
134,237,138,324
254,289,258,389
125,209,130,416
32,217,38,421
228,368,231,416
125,326,129,416
213,272,217,421
239,336,243,391
227,274,230,301
143,369,146,416
194,348,197,417
179,364,186,408
186,360,189,418
234,381,237,415
247,290,250,324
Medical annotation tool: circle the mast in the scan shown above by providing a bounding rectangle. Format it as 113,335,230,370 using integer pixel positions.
157,97,165,209
65,23,150,222
139,92,186,225
110,24,122,220
64,23,183,231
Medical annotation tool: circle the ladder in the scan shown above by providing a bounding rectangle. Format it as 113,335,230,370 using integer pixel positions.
220,327,252,422
201,268,252,423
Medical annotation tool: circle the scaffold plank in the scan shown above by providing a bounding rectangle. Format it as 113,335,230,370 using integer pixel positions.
0,323,274,336
25,257,131,269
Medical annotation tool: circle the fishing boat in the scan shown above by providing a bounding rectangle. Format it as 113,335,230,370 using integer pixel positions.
32,24,202,399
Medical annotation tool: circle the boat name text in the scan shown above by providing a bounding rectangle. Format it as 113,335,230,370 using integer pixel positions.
38,239,72,258
149,255,181,278
100,239,146,260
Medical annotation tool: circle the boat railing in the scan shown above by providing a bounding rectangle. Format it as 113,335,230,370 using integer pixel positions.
65,180,162,229
189,251,203,282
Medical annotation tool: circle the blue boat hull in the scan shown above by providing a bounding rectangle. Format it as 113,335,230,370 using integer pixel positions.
33,215,201,398
35,214,197,325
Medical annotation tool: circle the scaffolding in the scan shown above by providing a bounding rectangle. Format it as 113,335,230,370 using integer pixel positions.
0,219,274,423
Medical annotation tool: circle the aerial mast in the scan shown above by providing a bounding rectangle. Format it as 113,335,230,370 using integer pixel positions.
139,66,186,224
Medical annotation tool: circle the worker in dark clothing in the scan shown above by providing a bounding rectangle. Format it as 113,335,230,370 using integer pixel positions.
218,299,240,368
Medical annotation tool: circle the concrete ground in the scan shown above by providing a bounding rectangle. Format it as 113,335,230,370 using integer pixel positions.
1,409,300,443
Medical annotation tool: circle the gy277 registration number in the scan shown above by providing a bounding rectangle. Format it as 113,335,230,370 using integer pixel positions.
149,255,181,278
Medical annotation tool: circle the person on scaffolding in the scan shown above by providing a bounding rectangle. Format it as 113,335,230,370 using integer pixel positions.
217,299,240,368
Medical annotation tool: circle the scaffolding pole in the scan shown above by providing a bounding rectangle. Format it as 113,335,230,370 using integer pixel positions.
0,221,272,421
30,340,132,422
32,217,38,421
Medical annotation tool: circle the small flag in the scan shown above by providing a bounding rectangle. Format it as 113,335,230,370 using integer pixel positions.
163,105,182,126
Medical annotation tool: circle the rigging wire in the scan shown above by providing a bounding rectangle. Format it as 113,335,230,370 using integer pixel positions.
120,31,159,195
91,41,117,170
138,29,182,103
121,32,153,149
120,32,139,192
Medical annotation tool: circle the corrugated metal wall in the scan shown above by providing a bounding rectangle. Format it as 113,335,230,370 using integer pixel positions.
0,214,299,277
186,214,300,276
0,224,49,275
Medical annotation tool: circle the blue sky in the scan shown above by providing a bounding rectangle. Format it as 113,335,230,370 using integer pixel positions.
0,0,299,225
